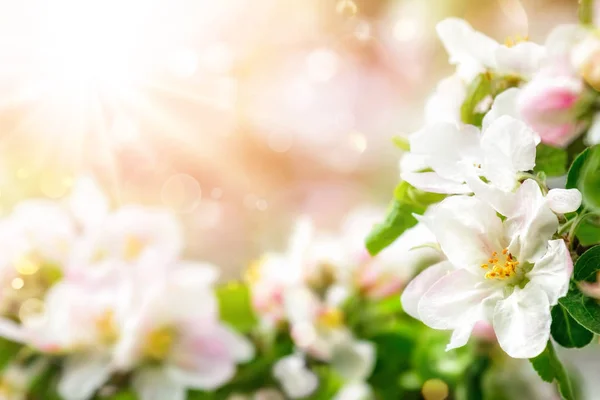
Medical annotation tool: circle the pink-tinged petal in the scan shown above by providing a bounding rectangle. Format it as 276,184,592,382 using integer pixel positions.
527,239,572,305
401,261,453,320
472,321,497,342
546,189,582,214
493,285,550,358
418,268,499,331
133,367,186,400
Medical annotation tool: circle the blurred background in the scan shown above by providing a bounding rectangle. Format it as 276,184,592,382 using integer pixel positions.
0,0,579,278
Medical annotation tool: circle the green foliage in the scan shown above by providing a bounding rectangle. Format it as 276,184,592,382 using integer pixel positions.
551,304,594,348
535,144,568,177
558,286,600,335
529,341,574,400
566,148,590,190
0,338,21,372
576,217,600,246
365,182,444,256
461,74,492,126
573,245,600,282
392,136,410,151
580,145,600,212
216,282,258,333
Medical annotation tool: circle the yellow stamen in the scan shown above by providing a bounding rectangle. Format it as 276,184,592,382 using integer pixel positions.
504,34,529,47
484,248,519,280
318,308,344,328
95,310,119,345
143,326,175,362
124,236,144,261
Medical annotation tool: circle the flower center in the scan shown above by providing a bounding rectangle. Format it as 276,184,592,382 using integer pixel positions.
95,309,119,345
317,308,344,328
480,248,519,280
142,326,176,362
124,235,145,261
504,35,529,48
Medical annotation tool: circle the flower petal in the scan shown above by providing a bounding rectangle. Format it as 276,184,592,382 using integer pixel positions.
493,285,550,358
58,354,112,400
333,382,373,400
436,18,498,79
495,42,546,78
273,354,319,399
481,116,538,190
331,340,375,382
424,74,466,124
133,367,186,400
418,196,504,270
482,88,521,131
401,261,453,320
546,189,582,214
400,171,470,194
418,268,499,331
527,239,572,305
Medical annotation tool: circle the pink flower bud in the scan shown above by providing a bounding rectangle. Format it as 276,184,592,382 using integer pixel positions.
517,68,586,147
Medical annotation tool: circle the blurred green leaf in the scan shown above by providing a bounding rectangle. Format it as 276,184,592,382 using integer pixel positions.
216,283,258,334
529,341,574,400
576,217,600,246
0,338,21,372
535,144,568,177
567,148,590,190
366,182,443,256
392,136,410,151
580,145,600,212
106,391,138,400
551,304,594,348
461,74,492,127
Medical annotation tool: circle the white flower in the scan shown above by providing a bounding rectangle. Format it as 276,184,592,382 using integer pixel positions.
333,382,374,400
273,354,319,399
437,18,545,81
118,261,253,400
402,115,538,195
402,186,572,358
423,75,466,124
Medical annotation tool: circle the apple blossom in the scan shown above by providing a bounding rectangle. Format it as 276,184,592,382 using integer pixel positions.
402,188,572,358
272,354,319,399
401,115,538,195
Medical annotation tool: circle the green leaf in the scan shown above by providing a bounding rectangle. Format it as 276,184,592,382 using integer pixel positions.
106,391,138,400
460,74,492,127
366,182,444,256
535,144,568,177
566,148,590,189
576,217,600,247
558,286,600,334
392,136,410,151
574,245,600,282
0,338,21,372
216,283,258,333
551,304,594,348
529,341,574,400
580,145,600,212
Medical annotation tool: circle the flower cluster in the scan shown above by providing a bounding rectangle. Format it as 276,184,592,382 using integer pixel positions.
0,177,253,400
364,13,600,399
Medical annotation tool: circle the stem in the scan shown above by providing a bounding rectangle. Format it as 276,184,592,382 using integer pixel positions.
580,0,594,25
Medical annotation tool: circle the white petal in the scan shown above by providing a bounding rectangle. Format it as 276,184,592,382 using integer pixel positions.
401,261,454,319
399,153,429,173
463,171,516,216
546,189,582,214
482,88,521,131
331,340,375,382
400,172,470,194
436,18,498,78
493,285,550,358
218,325,255,363
495,42,546,78
0,318,26,344
419,196,504,270
505,180,558,263
167,362,235,391
133,367,186,400
68,176,109,231
273,354,319,399
527,239,572,305
423,74,466,124
58,354,112,400
585,113,600,146
418,268,499,331
333,382,373,400
447,321,477,351
481,116,538,190
409,122,481,182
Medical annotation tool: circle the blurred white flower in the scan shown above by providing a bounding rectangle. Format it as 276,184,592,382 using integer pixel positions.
272,354,318,399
